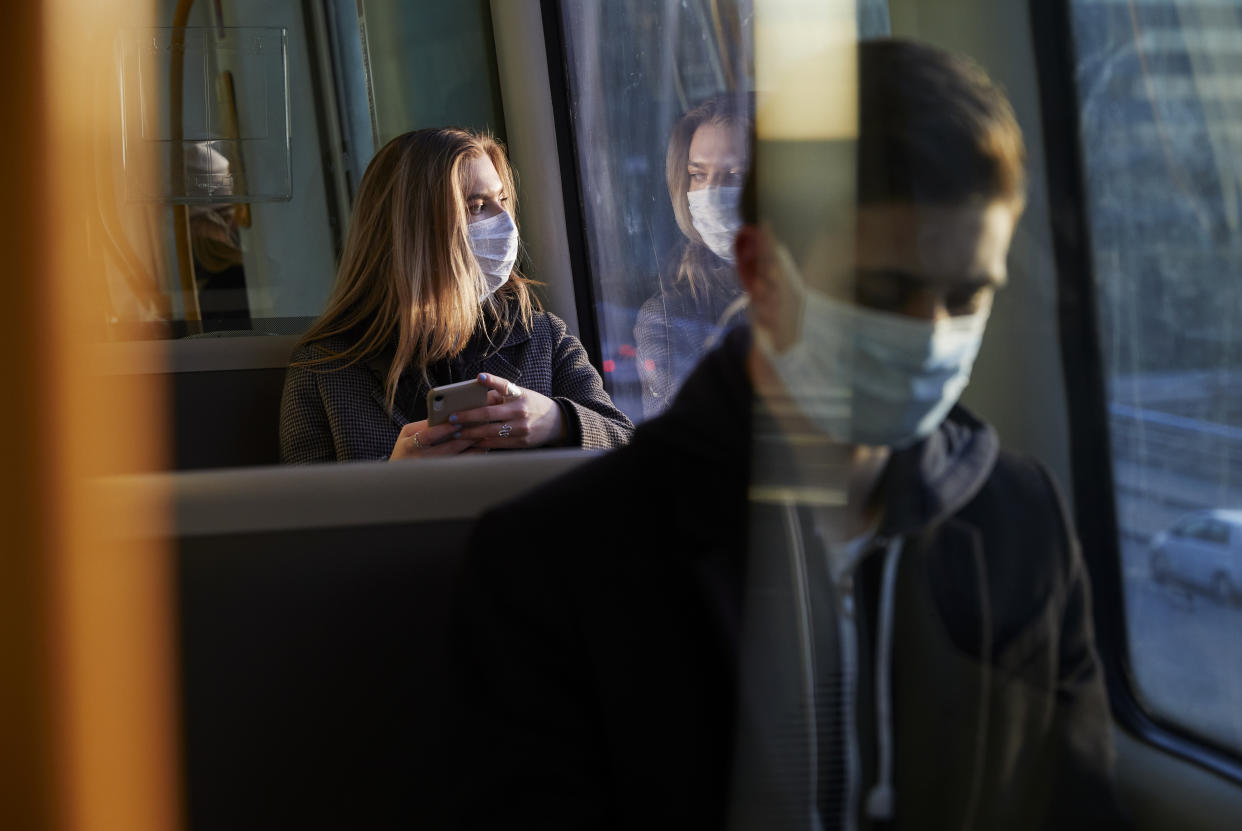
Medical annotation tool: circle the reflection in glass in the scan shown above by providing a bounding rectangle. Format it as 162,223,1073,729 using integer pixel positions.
635,94,752,417
559,1,886,420
559,0,755,420
111,10,332,337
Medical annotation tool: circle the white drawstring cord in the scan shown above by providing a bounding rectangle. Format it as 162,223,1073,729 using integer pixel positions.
865,536,903,821
781,502,820,825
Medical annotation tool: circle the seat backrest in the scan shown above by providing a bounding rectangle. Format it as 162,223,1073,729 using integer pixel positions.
96,334,296,471
172,366,286,468
102,451,597,829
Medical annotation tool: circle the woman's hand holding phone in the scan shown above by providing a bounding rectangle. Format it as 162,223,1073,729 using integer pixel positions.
388,419,479,461
447,373,567,450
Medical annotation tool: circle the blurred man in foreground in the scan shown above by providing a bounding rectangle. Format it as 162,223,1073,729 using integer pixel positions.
451,37,1127,830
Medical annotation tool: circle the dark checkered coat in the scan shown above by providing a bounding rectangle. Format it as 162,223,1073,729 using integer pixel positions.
279,311,634,463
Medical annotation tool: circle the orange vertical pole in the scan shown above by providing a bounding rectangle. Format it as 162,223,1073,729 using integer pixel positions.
0,1,64,828
0,2,180,831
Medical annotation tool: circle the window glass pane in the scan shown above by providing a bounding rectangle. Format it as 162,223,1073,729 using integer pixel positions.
359,0,506,145
1071,0,1242,754
106,0,340,338
559,0,755,421
559,0,888,423
103,0,506,341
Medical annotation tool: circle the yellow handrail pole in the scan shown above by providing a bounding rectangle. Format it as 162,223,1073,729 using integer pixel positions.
170,0,202,331
3,5,179,831
218,69,252,228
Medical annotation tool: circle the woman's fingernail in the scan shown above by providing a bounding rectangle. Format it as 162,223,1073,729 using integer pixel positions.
453,431,462,439
449,414,458,424
479,373,488,381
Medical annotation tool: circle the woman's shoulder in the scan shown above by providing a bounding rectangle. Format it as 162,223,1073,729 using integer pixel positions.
637,283,672,317
292,331,361,357
636,275,709,324
504,311,594,363
287,335,381,380
525,309,571,340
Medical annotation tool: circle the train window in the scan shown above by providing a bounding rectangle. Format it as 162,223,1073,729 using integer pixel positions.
555,0,755,420
555,0,889,422
358,0,506,147
104,0,343,339
103,0,506,342
1070,0,1242,756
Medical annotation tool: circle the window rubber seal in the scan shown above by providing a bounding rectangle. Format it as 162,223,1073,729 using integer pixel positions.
538,0,605,372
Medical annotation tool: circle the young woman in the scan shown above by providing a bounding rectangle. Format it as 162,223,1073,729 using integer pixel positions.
280,127,634,463
634,94,753,418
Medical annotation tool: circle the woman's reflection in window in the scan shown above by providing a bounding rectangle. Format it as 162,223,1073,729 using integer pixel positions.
635,94,753,418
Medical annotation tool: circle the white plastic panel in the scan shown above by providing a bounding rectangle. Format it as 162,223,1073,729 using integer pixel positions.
119,26,291,203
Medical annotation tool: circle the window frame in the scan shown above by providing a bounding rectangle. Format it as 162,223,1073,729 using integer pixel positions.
536,0,605,373
1028,0,1242,784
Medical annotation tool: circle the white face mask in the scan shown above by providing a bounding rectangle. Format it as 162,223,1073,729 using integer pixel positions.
467,210,519,300
687,186,742,263
754,247,990,448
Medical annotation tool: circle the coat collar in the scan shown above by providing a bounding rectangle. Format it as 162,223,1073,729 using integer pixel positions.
361,317,531,427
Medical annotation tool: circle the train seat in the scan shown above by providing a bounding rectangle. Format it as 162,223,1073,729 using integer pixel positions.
99,450,597,829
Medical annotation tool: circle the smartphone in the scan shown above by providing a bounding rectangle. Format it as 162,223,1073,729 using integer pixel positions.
427,378,490,426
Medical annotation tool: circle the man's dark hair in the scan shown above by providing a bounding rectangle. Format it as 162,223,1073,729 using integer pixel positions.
741,38,1026,225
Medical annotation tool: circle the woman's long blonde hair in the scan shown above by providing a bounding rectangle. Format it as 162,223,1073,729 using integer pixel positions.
664,94,753,301
295,127,537,413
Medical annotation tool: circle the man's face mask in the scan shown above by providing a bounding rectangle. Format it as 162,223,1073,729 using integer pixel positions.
687,185,743,264
754,245,990,448
467,210,519,300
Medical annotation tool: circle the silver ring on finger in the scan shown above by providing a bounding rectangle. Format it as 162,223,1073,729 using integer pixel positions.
412,431,423,448
506,382,521,397
498,423,513,438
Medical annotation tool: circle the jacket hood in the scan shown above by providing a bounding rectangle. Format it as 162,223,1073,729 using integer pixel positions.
877,404,998,537
639,323,998,536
